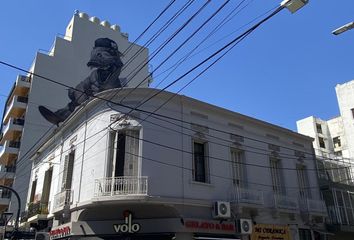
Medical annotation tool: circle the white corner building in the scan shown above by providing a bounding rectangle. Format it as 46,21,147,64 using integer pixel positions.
20,88,327,240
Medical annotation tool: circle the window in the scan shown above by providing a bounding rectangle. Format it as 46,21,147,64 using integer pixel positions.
62,150,75,191
296,164,311,199
193,141,209,183
334,151,342,157
316,123,323,134
270,157,284,194
299,229,311,240
29,179,37,203
231,149,245,186
334,190,354,225
41,167,53,204
318,137,326,149
333,136,341,148
107,130,140,177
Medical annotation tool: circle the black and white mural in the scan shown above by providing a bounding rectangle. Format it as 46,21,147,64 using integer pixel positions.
39,38,123,125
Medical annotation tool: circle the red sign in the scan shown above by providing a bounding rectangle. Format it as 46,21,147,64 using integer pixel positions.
185,220,235,232
49,226,71,239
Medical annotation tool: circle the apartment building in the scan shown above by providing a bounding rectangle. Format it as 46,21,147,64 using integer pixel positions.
0,75,30,212
297,80,354,239
20,88,327,240
0,11,151,215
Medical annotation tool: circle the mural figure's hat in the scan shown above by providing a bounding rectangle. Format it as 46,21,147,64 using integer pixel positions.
94,38,122,56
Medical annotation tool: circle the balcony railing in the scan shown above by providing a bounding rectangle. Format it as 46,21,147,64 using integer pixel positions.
94,176,148,197
53,189,72,210
12,118,25,126
27,202,49,218
18,75,30,83
274,194,299,210
299,199,327,214
17,96,28,103
8,141,20,148
235,187,264,205
0,191,11,199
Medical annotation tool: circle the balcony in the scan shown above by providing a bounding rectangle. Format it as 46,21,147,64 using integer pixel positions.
3,96,28,125
0,140,20,166
0,192,11,211
94,176,148,199
234,187,264,206
0,118,24,145
53,189,72,212
0,166,16,185
299,198,327,216
27,202,49,222
7,75,30,103
274,194,299,211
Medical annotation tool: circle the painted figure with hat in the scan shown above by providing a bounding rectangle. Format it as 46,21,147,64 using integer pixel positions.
39,37,123,125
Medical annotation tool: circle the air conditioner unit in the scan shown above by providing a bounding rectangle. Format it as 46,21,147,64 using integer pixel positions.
213,201,231,219
35,232,50,240
239,219,253,234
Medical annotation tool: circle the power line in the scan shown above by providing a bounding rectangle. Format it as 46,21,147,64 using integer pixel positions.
121,0,212,95
122,0,177,55
1,3,348,172
119,0,231,103
1,60,350,169
1,0,204,175
151,0,253,89
121,0,196,71
13,110,352,181
21,139,333,194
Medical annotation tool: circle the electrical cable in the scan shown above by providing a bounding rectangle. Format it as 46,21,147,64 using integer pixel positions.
119,0,231,103
122,0,177,55
1,61,351,172
121,0,196,71
1,4,352,171
121,0,211,95
151,0,252,89
19,136,334,196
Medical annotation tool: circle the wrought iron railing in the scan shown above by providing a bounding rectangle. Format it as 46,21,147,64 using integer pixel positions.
13,118,25,125
17,96,28,103
94,176,148,197
274,194,299,210
234,187,264,205
8,141,21,148
53,189,72,210
27,202,49,218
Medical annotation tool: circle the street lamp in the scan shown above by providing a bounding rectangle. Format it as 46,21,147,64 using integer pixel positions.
281,0,309,13
332,21,354,35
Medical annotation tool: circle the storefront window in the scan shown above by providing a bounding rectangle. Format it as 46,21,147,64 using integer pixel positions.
298,229,311,240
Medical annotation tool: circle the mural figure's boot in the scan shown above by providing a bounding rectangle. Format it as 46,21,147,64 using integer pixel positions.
38,105,72,126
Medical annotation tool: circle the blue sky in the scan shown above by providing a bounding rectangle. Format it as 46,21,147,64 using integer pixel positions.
0,0,353,131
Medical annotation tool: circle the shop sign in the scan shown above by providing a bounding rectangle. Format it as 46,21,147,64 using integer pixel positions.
113,212,141,233
49,226,71,239
184,219,235,232
251,224,290,240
